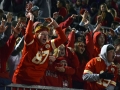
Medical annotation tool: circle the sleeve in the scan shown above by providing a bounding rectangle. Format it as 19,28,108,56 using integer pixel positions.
59,17,73,29
82,58,100,82
64,66,75,75
66,30,75,48
86,33,94,59
24,20,34,46
50,27,67,49
11,36,24,56
109,65,118,86
0,33,8,47
3,35,16,61
106,85,115,90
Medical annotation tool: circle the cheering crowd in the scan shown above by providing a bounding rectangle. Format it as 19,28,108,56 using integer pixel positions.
1,0,120,90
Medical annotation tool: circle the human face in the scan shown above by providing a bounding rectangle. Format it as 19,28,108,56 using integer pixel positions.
58,45,65,57
98,34,105,47
101,4,106,12
60,60,67,67
76,0,82,6
57,1,61,8
107,50,115,62
78,42,85,54
37,31,48,45
33,10,39,17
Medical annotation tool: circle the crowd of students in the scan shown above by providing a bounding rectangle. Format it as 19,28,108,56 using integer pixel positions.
1,0,120,90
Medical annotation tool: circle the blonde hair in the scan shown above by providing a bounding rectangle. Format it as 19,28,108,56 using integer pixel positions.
53,44,65,58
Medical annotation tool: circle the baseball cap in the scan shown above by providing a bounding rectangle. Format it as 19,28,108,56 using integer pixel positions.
31,6,39,12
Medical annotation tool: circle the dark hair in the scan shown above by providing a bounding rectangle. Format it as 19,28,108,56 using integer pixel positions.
17,12,25,18
114,39,120,46
74,42,89,63
55,15,64,24
57,0,66,7
107,45,115,52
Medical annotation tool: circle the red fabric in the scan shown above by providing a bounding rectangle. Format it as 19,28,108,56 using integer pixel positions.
114,17,120,23
40,62,63,87
67,31,75,49
12,20,67,84
93,32,106,58
0,35,16,78
72,32,93,83
86,33,94,60
58,7,68,18
114,51,120,82
40,57,75,88
59,17,74,29
84,57,118,90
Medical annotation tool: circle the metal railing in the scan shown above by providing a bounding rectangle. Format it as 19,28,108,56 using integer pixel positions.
4,83,85,90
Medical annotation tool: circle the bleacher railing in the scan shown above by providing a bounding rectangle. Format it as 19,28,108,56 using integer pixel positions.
5,83,85,90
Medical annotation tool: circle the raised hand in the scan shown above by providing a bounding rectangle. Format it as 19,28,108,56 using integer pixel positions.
12,21,22,38
44,18,59,29
71,14,78,19
26,1,33,12
6,12,13,23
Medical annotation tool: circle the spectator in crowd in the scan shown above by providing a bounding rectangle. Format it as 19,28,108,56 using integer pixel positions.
97,3,114,27
89,2,98,25
56,0,68,18
3,0,26,13
0,19,22,90
73,0,82,15
32,0,51,18
12,12,67,85
72,27,93,89
83,44,118,90
92,23,107,57
114,39,120,90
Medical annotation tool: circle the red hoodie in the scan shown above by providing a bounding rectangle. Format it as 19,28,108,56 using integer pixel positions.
93,31,106,58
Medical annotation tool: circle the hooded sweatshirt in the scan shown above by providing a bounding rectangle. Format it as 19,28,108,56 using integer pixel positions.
83,44,118,90
93,31,106,58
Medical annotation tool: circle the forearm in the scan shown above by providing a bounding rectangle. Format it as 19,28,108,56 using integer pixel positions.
106,85,115,90
82,73,100,82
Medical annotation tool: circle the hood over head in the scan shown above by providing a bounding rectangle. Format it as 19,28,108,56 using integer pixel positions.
99,44,115,66
93,31,106,47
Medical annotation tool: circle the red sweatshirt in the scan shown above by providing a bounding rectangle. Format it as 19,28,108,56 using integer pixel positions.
59,17,74,29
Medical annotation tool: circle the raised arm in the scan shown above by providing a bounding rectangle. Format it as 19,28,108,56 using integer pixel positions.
45,18,67,49
24,13,34,45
